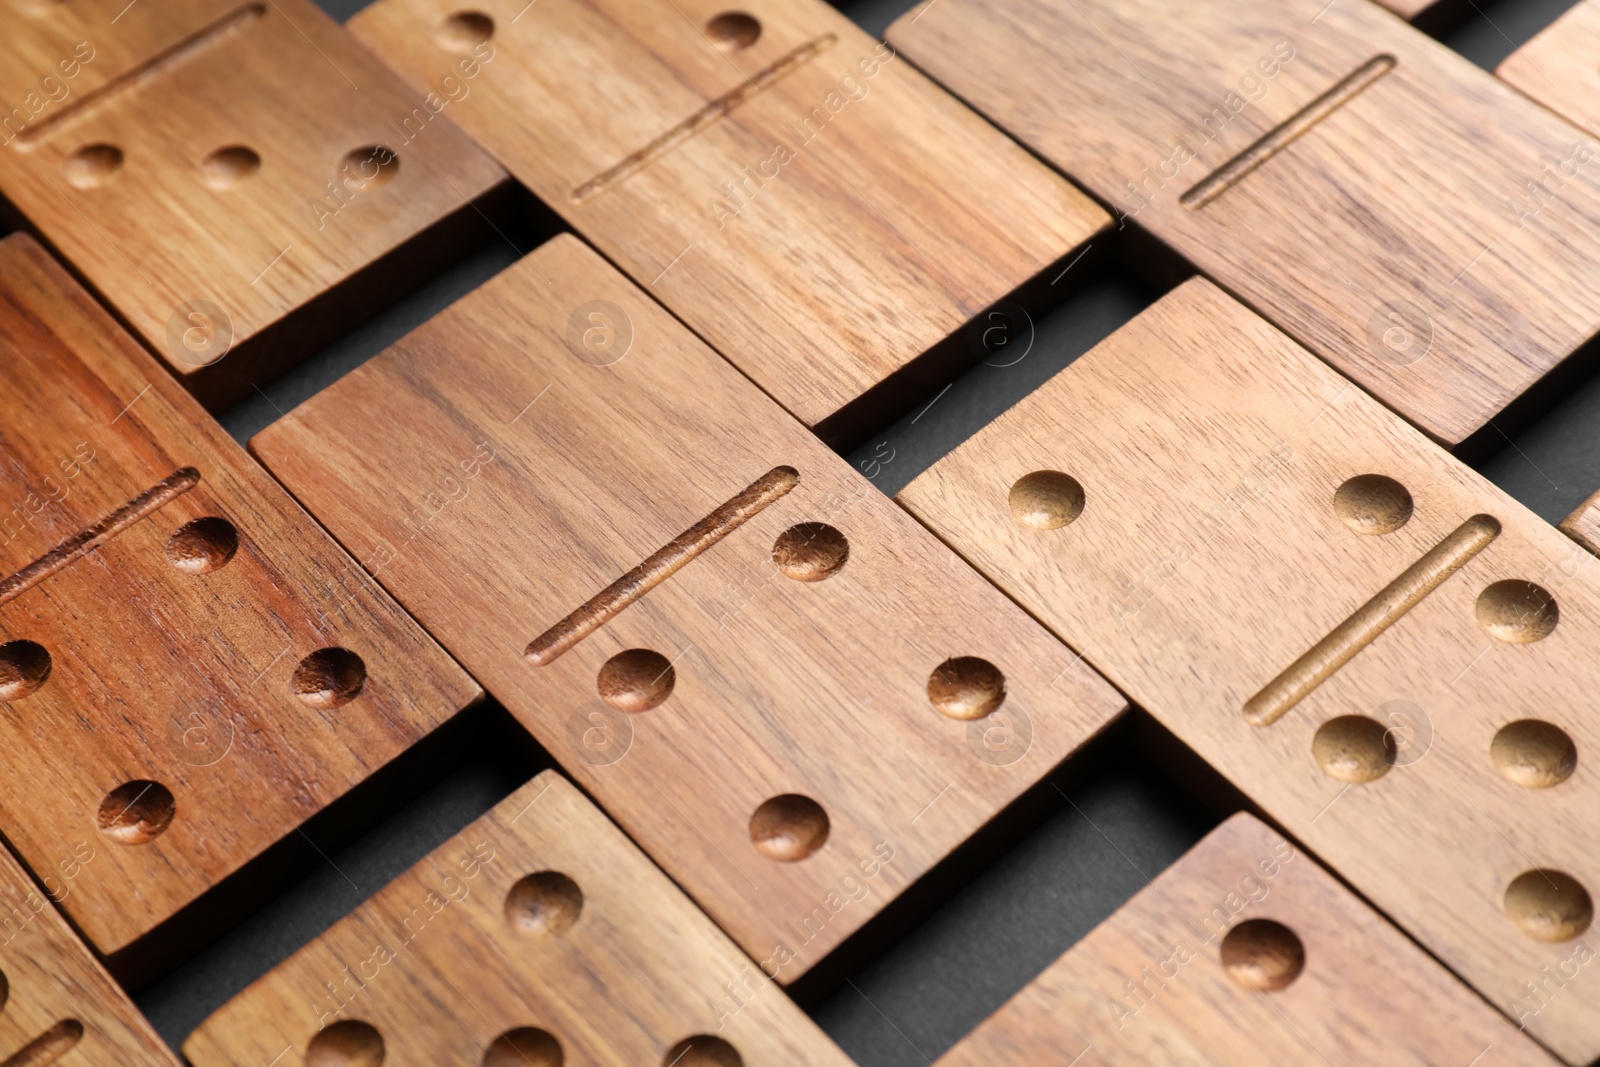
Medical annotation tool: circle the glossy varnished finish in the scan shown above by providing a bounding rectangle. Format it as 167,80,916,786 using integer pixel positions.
887,0,1600,450
0,0,507,407
937,814,1559,1066
185,772,854,1066
0,842,182,1066
346,0,1107,439
0,234,479,967
249,234,1127,980
900,279,1600,1063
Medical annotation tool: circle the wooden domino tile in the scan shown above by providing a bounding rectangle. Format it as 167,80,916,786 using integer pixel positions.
0,840,181,1066
1558,489,1600,560
345,0,1108,442
185,771,854,1066
0,0,507,408
1499,2,1600,127
248,233,1127,981
898,278,1600,1063
886,0,1600,452
938,813,1559,1066
0,233,480,976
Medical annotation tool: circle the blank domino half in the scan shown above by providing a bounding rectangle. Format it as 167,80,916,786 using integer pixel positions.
887,0,1600,452
345,0,1107,442
0,0,507,408
0,233,479,976
0,841,180,1066
939,814,1558,1066
248,233,1126,981
899,279,1600,1063
185,772,853,1066
1499,3,1600,127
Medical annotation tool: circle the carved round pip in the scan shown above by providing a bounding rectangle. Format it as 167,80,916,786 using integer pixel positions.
664,1035,743,1067
293,648,367,708
1311,715,1395,784
198,146,261,190
306,1020,385,1067
749,794,829,861
1008,470,1085,530
62,144,123,189
705,12,761,51
1476,580,1558,644
927,656,1006,721
97,780,176,845
504,871,584,938
165,516,239,573
483,1027,563,1067
772,522,849,581
597,649,675,713
1505,870,1594,942
1332,474,1412,535
1220,919,1305,992
342,146,399,190
1492,720,1577,789
0,640,52,701
437,10,494,51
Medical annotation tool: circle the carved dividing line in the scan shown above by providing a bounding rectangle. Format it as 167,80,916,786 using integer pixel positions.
1181,54,1396,210
1243,514,1499,726
0,1020,84,1066
570,35,837,202
0,468,200,605
526,466,799,665
12,4,266,150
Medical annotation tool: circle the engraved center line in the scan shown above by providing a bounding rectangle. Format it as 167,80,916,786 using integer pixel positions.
0,1018,84,1066
570,34,837,202
525,466,799,665
13,4,266,150
1181,54,1396,210
1243,513,1500,727
0,468,201,605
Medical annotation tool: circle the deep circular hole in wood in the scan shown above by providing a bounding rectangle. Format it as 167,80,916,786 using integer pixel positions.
927,656,1006,721
1476,579,1558,644
483,1027,563,1067
438,10,494,50
1332,473,1412,535
664,1035,743,1067
97,780,176,845
198,146,261,189
165,516,239,573
597,648,675,713
0,640,52,701
1311,715,1395,784
705,11,760,50
772,522,849,581
749,794,829,861
1492,719,1577,789
62,144,123,188
1505,869,1594,942
1008,470,1085,530
1220,918,1305,992
293,648,367,708
306,1020,385,1067
504,871,584,937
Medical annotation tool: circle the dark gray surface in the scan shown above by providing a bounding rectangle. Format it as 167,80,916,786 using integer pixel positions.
127,0,1600,1060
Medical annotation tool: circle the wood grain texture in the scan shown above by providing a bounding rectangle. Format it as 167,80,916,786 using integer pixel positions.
0,841,181,1066
1498,2,1600,127
939,813,1559,1066
345,0,1107,439
0,0,507,408
887,0,1600,450
0,234,479,966
185,771,854,1066
899,279,1600,1064
1557,487,1600,560
249,233,1127,981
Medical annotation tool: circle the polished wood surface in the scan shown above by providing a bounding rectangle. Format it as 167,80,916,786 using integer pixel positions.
938,814,1559,1066
346,0,1107,440
900,278,1600,1063
887,0,1600,451
0,233,479,970
1498,2,1600,126
0,0,507,407
249,233,1127,980
185,772,855,1066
